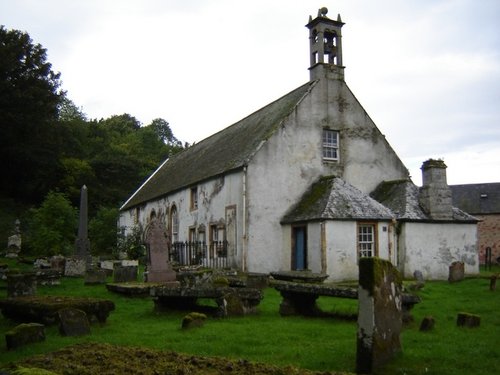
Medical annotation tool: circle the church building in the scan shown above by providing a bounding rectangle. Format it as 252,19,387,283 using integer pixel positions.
119,8,478,281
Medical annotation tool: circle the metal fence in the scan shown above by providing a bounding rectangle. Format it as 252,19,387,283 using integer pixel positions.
169,241,229,269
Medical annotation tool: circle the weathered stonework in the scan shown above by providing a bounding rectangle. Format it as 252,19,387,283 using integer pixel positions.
356,257,402,374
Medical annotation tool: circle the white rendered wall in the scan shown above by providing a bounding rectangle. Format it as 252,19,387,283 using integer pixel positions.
399,222,479,280
118,171,244,267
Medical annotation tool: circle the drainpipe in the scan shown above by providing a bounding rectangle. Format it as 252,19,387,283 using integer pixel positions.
242,166,248,272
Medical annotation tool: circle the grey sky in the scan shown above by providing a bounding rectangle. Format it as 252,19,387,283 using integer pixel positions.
2,0,499,185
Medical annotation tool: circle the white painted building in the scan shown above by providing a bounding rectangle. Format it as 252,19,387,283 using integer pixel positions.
119,8,478,281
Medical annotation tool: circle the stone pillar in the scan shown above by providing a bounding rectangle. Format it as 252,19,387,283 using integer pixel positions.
75,185,91,270
356,257,403,374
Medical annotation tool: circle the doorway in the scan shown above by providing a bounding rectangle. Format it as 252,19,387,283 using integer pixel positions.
292,225,307,270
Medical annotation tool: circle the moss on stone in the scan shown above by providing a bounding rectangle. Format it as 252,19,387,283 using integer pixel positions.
358,257,402,296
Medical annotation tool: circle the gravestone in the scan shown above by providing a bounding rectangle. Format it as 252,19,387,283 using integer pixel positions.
50,255,66,272
5,323,45,350
84,268,108,285
6,219,22,258
356,257,402,374
181,312,207,330
64,257,86,277
7,273,37,297
144,219,176,283
58,308,91,336
448,261,465,283
113,265,138,283
456,312,480,328
419,316,435,332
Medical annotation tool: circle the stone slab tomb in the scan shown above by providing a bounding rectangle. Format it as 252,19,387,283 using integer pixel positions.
0,296,115,325
144,218,176,283
356,257,403,374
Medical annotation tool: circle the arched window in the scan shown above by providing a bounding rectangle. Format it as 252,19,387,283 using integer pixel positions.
170,205,179,243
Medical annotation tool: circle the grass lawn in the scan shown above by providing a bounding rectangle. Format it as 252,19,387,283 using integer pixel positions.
0,261,499,374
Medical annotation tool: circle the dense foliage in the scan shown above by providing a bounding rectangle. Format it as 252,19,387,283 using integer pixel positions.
0,26,185,256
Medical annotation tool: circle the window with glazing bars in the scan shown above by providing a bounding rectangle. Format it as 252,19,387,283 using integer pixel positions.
322,129,339,160
358,224,375,258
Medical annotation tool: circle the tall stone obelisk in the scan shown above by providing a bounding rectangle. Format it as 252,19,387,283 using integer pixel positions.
75,185,91,269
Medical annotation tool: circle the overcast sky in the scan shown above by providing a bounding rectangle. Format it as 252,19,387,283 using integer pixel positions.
2,0,499,186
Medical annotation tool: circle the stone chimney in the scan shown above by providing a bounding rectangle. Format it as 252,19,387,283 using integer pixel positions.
419,159,453,220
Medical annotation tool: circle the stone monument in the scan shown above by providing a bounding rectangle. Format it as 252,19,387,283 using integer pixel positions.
6,219,22,258
356,257,403,374
66,185,91,276
144,218,176,283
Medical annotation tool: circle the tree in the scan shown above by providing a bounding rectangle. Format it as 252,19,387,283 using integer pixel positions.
89,207,119,256
0,26,64,202
148,118,181,146
24,191,77,256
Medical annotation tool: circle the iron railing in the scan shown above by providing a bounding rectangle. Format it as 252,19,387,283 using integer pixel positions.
169,241,229,269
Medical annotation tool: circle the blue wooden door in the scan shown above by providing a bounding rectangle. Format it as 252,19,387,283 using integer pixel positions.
293,226,307,270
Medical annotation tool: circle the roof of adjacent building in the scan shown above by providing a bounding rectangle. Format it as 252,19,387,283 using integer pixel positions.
121,81,316,210
450,183,500,215
371,180,477,222
281,176,395,223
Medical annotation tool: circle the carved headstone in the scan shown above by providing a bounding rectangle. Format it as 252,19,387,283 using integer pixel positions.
58,308,91,336
356,257,403,374
144,219,176,283
448,261,465,283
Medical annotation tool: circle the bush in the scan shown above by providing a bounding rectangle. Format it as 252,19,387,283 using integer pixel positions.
24,191,77,256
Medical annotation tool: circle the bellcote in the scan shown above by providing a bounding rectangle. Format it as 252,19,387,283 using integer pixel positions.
306,7,345,81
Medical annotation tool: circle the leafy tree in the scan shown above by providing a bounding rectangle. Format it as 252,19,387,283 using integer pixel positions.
24,191,77,256
117,224,145,260
149,118,181,146
58,96,87,122
0,26,64,202
89,207,119,256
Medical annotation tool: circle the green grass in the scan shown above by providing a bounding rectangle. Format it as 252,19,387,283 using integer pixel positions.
0,262,499,374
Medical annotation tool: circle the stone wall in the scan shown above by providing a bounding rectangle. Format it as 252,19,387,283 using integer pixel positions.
476,214,500,265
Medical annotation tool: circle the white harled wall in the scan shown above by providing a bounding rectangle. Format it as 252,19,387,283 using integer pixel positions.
398,222,479,279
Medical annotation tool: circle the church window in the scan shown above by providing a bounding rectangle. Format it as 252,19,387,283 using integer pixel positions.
358,223,376,258
190,186,198,210
171,205,178,243
323,129,339,160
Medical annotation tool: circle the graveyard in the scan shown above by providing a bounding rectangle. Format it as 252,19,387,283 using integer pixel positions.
0,256,498,375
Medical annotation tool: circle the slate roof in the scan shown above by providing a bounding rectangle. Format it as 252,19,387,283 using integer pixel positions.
371,180,477,222
450,183,500,215
281,176,395,223
121,81,316,210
